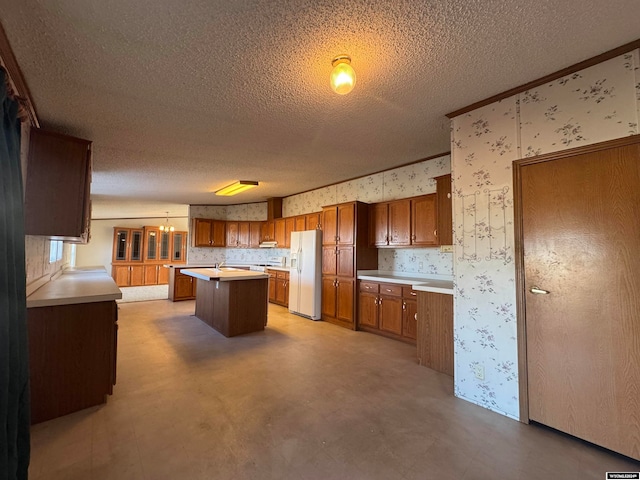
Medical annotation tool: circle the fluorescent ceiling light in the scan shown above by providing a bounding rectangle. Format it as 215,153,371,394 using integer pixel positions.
215,180,259,196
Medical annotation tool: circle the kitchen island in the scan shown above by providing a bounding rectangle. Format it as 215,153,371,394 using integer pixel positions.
181,267,269,337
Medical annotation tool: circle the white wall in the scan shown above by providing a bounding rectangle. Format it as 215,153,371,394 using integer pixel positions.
450,49,640,420
75,217,189,272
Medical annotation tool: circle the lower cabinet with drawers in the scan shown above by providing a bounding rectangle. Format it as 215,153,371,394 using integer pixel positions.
267,269,289,307
357,280,417,344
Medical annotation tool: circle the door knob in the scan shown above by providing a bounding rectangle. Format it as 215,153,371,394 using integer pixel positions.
529,286,550,295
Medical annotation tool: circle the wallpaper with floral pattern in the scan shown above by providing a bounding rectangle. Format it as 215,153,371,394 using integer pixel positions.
189,156,454,276
450,49,640,420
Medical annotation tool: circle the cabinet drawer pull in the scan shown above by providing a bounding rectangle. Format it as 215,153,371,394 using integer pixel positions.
385,288,392,292
409,292,417,296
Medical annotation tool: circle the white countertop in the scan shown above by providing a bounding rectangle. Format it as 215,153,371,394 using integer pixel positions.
27,268,123,308
181,267,270,282
357,271,454,295
264,266,291,272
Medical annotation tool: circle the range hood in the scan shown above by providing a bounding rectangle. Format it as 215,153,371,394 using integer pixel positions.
259,241,278,248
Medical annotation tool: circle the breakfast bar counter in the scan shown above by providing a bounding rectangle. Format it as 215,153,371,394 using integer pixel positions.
181,267,270,337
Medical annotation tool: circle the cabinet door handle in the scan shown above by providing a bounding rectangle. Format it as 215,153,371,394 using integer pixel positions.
411,234,416,240
378,297,382,304
374,297,378,305
434,230,437,237
402,302,406,310
530,286,550,295
414,313,417,321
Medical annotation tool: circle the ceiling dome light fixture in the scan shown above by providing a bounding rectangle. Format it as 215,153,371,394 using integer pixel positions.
330,55,356,95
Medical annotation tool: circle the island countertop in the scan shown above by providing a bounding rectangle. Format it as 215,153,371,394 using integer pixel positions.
181,267,270,282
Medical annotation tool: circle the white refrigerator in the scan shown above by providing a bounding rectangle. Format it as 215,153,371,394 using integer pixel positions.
288,229,322,320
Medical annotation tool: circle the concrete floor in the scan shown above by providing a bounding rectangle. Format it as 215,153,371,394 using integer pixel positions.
30,300,639,479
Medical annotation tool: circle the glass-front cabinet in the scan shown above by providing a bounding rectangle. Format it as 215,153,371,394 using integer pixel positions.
111,226,185,288
145,227,159,261
112,228,144,263
172,231,187,262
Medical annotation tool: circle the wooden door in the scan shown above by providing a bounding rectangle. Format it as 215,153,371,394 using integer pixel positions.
417,292,453,376
211,220,226,247
520,142,640,460
284,217,295,247
112,265,130,287
157,266,169,285
369,203,389,246
175,274,194,300
322,246,337,275
158,231,171,262
294,215,306,232
388,199,411,246
306,212,321,230
249,222,262,247
358,291,379,328
335,278,354,324
336,203,355,245
130,265,145,286
378,284,403,335
411,195,437,245
322,207,337,245
402,298,417,340
336,246,354,277
237,222,250,247
144,265,159,285
226,222,239,247
193,219,212,247
321,277,337,318
112,229,129,262
130,229,144,262
268,271,276,303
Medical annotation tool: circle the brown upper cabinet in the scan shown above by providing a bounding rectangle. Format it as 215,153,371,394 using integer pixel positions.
294,215,306,232
284,217,295,247
24,128,92,242
305,212,322,230
411,194,438,246
249,221,262,248
274,218,287,247
192,218,226,247
226,221,253,248
323,203,355,246
369,195,437,247
369,199,412,247
261,220,275,243
435,174,453,245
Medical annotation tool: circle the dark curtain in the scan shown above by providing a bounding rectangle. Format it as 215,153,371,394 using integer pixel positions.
0,67,30,479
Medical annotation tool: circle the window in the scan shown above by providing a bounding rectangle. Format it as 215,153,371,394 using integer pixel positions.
49,240,63,263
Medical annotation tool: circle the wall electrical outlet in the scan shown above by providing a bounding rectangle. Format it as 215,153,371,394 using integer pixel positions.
440,245,453,253
473,364,485,381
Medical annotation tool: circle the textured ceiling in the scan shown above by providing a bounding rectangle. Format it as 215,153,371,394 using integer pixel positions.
1,0,639,217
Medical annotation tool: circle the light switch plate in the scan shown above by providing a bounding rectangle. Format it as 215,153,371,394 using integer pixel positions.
440,245,453,253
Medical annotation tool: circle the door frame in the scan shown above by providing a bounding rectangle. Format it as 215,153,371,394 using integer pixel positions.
512,133,640,423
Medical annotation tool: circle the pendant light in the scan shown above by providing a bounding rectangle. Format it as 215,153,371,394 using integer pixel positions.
330,55,356,95
159,211,174,232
